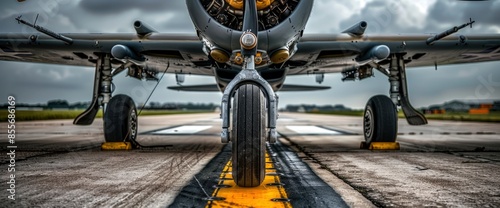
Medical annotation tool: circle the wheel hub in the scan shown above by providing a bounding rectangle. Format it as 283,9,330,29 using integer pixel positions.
364,107,374,139
129,109,138,140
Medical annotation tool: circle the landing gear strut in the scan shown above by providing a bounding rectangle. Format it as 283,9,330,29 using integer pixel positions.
388,54,428,126
363,54,428,145
220,55,278,187
73,54,112,125
74,54,138,145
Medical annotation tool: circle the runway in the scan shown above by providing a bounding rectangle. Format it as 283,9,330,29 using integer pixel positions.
1,113,499,207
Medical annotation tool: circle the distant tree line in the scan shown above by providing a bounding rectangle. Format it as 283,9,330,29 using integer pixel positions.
284,104,351,113
145,102,219,110
421,99,500,114
0,99,89,110
1,99,220,110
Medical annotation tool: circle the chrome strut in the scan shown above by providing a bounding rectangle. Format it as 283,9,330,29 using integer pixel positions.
100,54,113,105
388,54,428,125
74,54,113,125
220,55,278,144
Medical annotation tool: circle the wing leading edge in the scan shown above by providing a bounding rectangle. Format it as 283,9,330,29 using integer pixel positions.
288,33,500,75
0,32,212,75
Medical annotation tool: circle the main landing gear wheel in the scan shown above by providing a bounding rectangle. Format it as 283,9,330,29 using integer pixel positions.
363,95,398,144
103,94,138,144
231,84,266,187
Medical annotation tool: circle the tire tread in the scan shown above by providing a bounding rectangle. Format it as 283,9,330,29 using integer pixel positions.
232,84,265,187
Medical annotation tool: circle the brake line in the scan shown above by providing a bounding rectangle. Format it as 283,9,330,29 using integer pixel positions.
127,63,173,149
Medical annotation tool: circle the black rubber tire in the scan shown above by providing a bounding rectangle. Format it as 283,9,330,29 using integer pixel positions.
231,84,266,187
103,94,138,143
363,95,398,144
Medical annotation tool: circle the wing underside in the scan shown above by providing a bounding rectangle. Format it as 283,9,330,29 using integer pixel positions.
1,32,499,78
167,84,330,92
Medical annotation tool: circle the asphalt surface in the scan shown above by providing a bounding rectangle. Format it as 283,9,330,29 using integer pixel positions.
1,112,499,207
278,113,500,207
1,114,224,207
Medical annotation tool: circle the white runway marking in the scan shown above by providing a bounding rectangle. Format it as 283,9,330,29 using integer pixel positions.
277,118,296,122
286,126,342,135
197,119,221,123
153,125,212,135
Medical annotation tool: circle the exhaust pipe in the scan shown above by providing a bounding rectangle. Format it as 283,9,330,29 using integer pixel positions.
342,21,367,37
134,20,157,36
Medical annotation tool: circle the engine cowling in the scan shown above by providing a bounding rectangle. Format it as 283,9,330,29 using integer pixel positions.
186,0,313,66
201,0,300,31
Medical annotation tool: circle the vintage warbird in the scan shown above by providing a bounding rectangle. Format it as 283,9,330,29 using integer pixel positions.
1,0,499,187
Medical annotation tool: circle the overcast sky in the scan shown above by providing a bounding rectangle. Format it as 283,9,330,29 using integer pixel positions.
0,0,499,109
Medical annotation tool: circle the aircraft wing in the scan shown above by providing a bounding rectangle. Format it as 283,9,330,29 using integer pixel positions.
2,22,499,79
288,33,500,75
0,32,213,75
167,84,330,92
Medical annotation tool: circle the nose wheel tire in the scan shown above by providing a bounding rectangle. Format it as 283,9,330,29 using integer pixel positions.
363,95,398,144
103,94,138,143
231,84,266,187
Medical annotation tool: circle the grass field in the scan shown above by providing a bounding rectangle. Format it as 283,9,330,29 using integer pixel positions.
421,112,500,123
309,110,365,117
2,109,499,123
309,111,500,122
0,109,213,122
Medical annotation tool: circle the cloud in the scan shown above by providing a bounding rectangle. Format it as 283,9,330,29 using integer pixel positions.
427,0,500,32
338,0,499,34
305,0,366,33
78,0,185,14
0,0,498,108
0,62,94,103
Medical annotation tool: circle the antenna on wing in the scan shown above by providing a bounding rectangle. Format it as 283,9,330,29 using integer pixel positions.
426,18,475,45
33,14,39,26
15,14,73,45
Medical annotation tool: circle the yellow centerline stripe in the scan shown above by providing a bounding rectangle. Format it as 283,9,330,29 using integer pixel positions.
206,152,292,208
